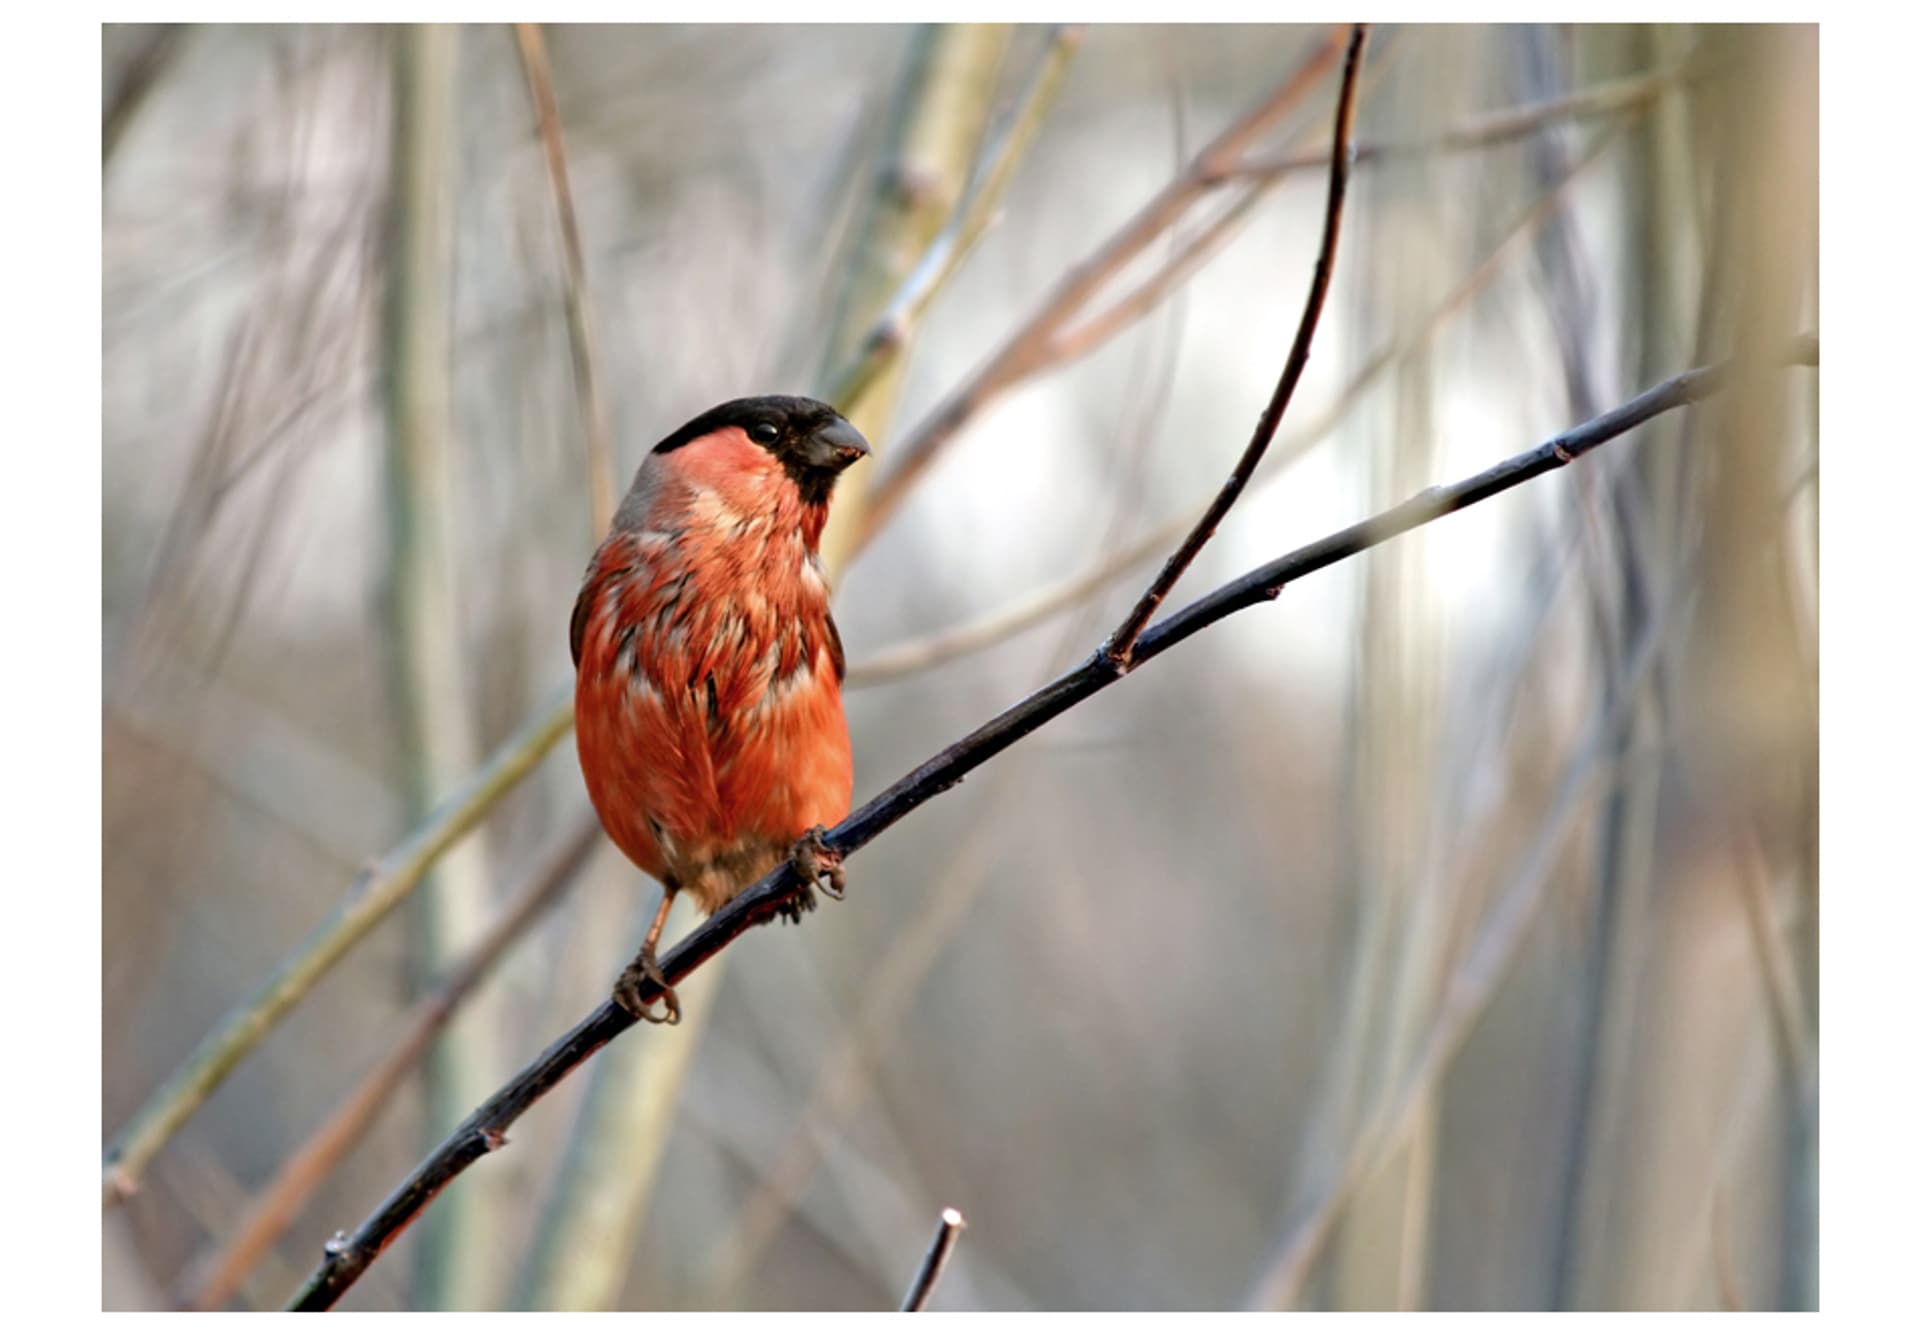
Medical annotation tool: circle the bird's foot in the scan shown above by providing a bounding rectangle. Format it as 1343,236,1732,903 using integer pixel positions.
612,944,681,1025
781,825,845,924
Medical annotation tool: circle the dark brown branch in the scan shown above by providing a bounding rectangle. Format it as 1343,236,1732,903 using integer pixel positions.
284,336,1817,1311
1103,24,1367,667
900,1208,967,1312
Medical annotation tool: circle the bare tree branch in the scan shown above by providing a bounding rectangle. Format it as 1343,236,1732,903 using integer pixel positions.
900,1209,967,1312
513,22,618,539
1103,24,1368,666
284,338,1817,1310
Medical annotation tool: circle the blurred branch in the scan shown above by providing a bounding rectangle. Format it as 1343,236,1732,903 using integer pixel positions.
381,25,506,1306
1040,182,1266,367
847,27,1350,553
1104,23,1366,665
1730,824,1816,1098
826,25,1084,415
285,340,1818,1310
101,683,575,1207
1231,61,1698,180
847,109,1635,688
178,815,601,1311
818,23,1014,574
1245,599,1678,1310
513,22,618,538
1046,62,1678,372
900,1209,967,1312
104,24,184,166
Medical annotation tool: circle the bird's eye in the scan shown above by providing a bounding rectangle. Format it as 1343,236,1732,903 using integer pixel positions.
749,420,780,444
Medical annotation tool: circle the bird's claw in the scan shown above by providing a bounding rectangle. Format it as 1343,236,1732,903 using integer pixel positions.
792,825,847,904
613,946,681,1025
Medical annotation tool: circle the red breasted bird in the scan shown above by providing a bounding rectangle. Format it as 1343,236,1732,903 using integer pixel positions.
571,396,869,1022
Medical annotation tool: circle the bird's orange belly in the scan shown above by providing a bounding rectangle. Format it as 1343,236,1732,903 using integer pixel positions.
575,657,852,914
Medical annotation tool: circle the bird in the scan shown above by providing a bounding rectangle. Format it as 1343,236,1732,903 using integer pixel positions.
570,395,869,1023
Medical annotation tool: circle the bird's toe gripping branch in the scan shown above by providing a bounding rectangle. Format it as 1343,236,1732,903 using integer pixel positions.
613,944,681,1025
782,825,847,924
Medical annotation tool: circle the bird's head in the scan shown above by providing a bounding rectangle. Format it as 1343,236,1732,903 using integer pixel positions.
653,395,869,509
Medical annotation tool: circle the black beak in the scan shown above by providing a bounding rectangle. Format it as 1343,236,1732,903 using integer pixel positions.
805,417,871,473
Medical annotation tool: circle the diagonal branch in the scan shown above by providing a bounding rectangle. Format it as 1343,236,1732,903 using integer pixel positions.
1103,23,1367,666
284,336,1818,1310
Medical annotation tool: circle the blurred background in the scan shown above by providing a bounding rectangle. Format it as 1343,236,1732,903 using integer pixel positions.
101,23,1818,1312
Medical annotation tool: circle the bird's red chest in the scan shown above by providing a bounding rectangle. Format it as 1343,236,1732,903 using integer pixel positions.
571,459,852,909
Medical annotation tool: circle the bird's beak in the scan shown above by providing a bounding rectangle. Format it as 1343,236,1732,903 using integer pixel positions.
807,417,871,473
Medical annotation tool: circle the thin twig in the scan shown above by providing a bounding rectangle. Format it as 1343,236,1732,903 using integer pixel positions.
284,340,1817,1310
900,1209,967,1312
178,815,601,1311
849,28,1350,552
1042,183,1267,367
101,683,576,1206
1103,24,1367,666
1231,62,1700,181
513,22,618,538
